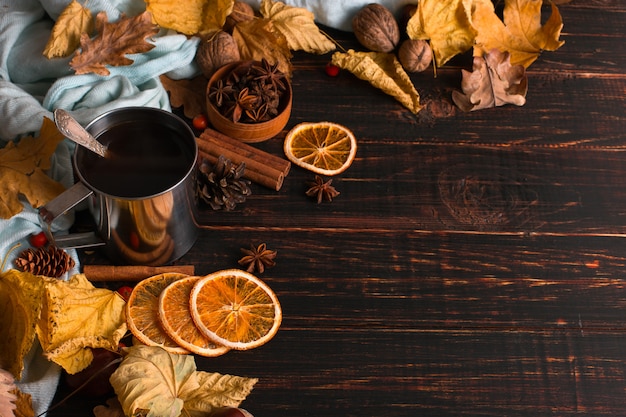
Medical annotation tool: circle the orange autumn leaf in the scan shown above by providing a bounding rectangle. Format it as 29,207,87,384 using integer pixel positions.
0,117,66,219
145,0,234,35
70,11,159,76
471,0,565,68
332,49,421,114
43,0,94,58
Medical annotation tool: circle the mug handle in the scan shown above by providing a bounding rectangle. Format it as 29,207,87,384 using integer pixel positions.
38,182,106,249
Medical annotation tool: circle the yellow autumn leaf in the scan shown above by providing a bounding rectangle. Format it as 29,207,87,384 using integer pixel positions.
43,0,94,58
146,0,234,35
406,0,480,68
36,274,127,374
332,50,422,114
0,117,66,219
232,18,292,77
470,0,565,68
259,0,335,54
0,270,45,380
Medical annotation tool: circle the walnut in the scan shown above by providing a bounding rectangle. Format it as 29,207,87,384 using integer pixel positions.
398,39,432,73
196,31,241,78
352,3,400,53
224,1,255,32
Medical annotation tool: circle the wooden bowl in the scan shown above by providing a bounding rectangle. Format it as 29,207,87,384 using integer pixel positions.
206,61,292,143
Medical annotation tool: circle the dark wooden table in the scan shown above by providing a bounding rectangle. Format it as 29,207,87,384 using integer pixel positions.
50,1,626,416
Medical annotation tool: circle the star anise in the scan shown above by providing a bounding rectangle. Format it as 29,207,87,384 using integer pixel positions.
306,175,340,204
238,243,277,274
252,58,287,92
208,79,235,108
225,87,258,123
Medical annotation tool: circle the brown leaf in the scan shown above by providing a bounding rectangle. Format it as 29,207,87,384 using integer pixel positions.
331,49,421,114
452,49,528,112
0,117,66,219
160,75,208,119
146,0,234,35
11,388,34,417
43,0,94,58
232,18,292,77
70,11,159,76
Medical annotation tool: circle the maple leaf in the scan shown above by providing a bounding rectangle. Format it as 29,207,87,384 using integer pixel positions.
146,0,234,35
406,0,480,68
471,0,565,68
70,11,159,76
232,18,293,77
43,0,94,58
160,75,208,119
111,345,257,417
36,274,127,374
332,50,422,114
259,0,335,54
0,270,45,380
452,49,528,111
0,117,66,219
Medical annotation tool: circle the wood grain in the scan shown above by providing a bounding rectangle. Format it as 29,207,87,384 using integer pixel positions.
49,3,626,417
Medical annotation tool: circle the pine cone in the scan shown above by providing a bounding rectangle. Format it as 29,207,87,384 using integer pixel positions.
197,155,251,211
14,246,75,278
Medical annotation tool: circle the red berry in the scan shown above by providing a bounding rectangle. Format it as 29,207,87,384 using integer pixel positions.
192,114,208,130
117,286,133,301
325,62,340,77
29,231,48,248
129,231,140,250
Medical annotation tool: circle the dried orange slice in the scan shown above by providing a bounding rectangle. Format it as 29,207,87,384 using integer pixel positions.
189,269,282,350
158,276,230,357
283,121,357,176
126,273,189,354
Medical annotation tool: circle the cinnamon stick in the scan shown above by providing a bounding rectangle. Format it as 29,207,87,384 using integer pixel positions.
197,128,291,191
83,265,195,281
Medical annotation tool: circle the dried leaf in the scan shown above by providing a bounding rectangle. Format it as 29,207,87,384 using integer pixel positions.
160,75,208,119
146,0,234,35
43,0,94,58
111,346,257,417
0,117,66,219
0,369,17,417
70,11,159,76
232,18,292,77
0,270,45,380
452,49,528,111
93,398,125,417
471,0,565,68
332,49,422,114
36,274,127,374
11,388,33,417
406,0,479,67
259,0,335,54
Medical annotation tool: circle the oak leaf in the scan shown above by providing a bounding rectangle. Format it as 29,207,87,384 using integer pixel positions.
70,11,159,76
259,0,335,54
0,369,17,417
160,75,208,119
332,50,422,114
146,0,234,35
111,345,257,417
471,0,565,68
36,274,127,374
0,117,65,219
43,0,94,59
232,18,292,77
0,270,45,380
452,49,528,111
406,0,480,67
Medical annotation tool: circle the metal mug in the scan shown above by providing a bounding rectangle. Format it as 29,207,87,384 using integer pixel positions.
39,107,199,266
